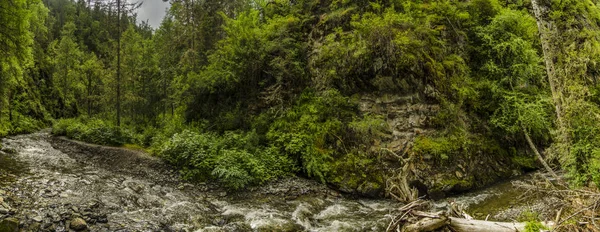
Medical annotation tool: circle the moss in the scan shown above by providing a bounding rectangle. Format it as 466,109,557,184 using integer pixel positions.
431,177,475,196
329,152,384,196
122,144,149,153
512,155,537,169
414,136,452,160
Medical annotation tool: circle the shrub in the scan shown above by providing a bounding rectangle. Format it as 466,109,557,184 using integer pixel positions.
157,130,294,189
267,89,356,182
0,113,46,136
52,118,134,146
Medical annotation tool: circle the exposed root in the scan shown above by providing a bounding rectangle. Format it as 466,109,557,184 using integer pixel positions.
383,146,419,203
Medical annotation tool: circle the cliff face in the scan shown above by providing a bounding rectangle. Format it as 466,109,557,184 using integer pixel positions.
333,93,529,199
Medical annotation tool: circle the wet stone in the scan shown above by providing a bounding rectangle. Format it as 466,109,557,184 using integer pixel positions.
42,222,53,229
70,218,87,231
96,214,108,224
32,215,43,222
0,208,8,214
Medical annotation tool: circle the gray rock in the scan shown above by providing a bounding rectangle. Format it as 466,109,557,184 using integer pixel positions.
70,217,87,231
0,218,19,232
32,216,43,222
0,208,7,214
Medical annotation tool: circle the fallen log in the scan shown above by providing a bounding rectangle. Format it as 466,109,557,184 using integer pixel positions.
403,216,448,232
450,217,554,232
449,217,526,232
400,216,554,232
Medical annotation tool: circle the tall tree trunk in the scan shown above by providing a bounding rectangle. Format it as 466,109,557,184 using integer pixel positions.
87,71,92,116
8,91,12,122
163,72,167,118
0,66,3,123
116,0,121,127
531,0,565,127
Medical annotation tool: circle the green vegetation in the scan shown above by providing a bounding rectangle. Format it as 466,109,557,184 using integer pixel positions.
52,118,134,146
157,130,294,189
3,0,600,194
520,210,548,232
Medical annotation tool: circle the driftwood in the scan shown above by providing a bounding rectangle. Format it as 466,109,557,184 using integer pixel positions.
450,217,552,232
393,208,555,232
403,216,447,232
402,216,554,232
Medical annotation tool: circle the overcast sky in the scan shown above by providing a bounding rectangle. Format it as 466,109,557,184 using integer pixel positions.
132,0,171,29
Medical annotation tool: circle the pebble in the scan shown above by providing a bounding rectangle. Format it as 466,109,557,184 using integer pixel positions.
0,208,8,214
70,218,88,231
32,216,43,222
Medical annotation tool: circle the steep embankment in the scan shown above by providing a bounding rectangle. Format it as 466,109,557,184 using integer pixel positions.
333,93,530,200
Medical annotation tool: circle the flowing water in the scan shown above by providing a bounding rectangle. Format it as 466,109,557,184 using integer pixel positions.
0,132,552,231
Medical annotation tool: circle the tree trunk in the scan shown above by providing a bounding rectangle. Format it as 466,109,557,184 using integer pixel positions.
8,91,12,122
0,65,3,123
87,71,92,116
449,217,553,232
116,0,121,127
523,126,563,183
400,214,554,232
531,0,565,127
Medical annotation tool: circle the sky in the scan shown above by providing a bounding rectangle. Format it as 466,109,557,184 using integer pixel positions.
132,0,171,29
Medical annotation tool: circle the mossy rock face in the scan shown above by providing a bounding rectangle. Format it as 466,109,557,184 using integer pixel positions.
427,177,473,200
0,218,19,232
330,172,385,197
327,152,385,197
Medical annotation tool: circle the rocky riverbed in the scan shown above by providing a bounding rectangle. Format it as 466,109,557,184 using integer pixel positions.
0,132,404,231
0,131,559,231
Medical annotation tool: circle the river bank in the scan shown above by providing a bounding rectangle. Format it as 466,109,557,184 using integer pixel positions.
0,132,564,231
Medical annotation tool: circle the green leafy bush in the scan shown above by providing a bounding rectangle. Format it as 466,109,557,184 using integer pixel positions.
157,130,294,189
267,89,356,182
52,118,134,146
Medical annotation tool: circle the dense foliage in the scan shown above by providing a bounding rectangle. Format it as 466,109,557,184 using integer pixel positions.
5,0,600,192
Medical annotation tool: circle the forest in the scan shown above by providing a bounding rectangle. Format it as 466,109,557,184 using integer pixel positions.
2,0,600,230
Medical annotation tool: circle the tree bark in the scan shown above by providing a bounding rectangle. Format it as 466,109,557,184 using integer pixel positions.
116,0,121,127
403,216,447,232
531,0,564,127
523,127,563,183
449,217,553,232
401,215,554,232
87,70,91,116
